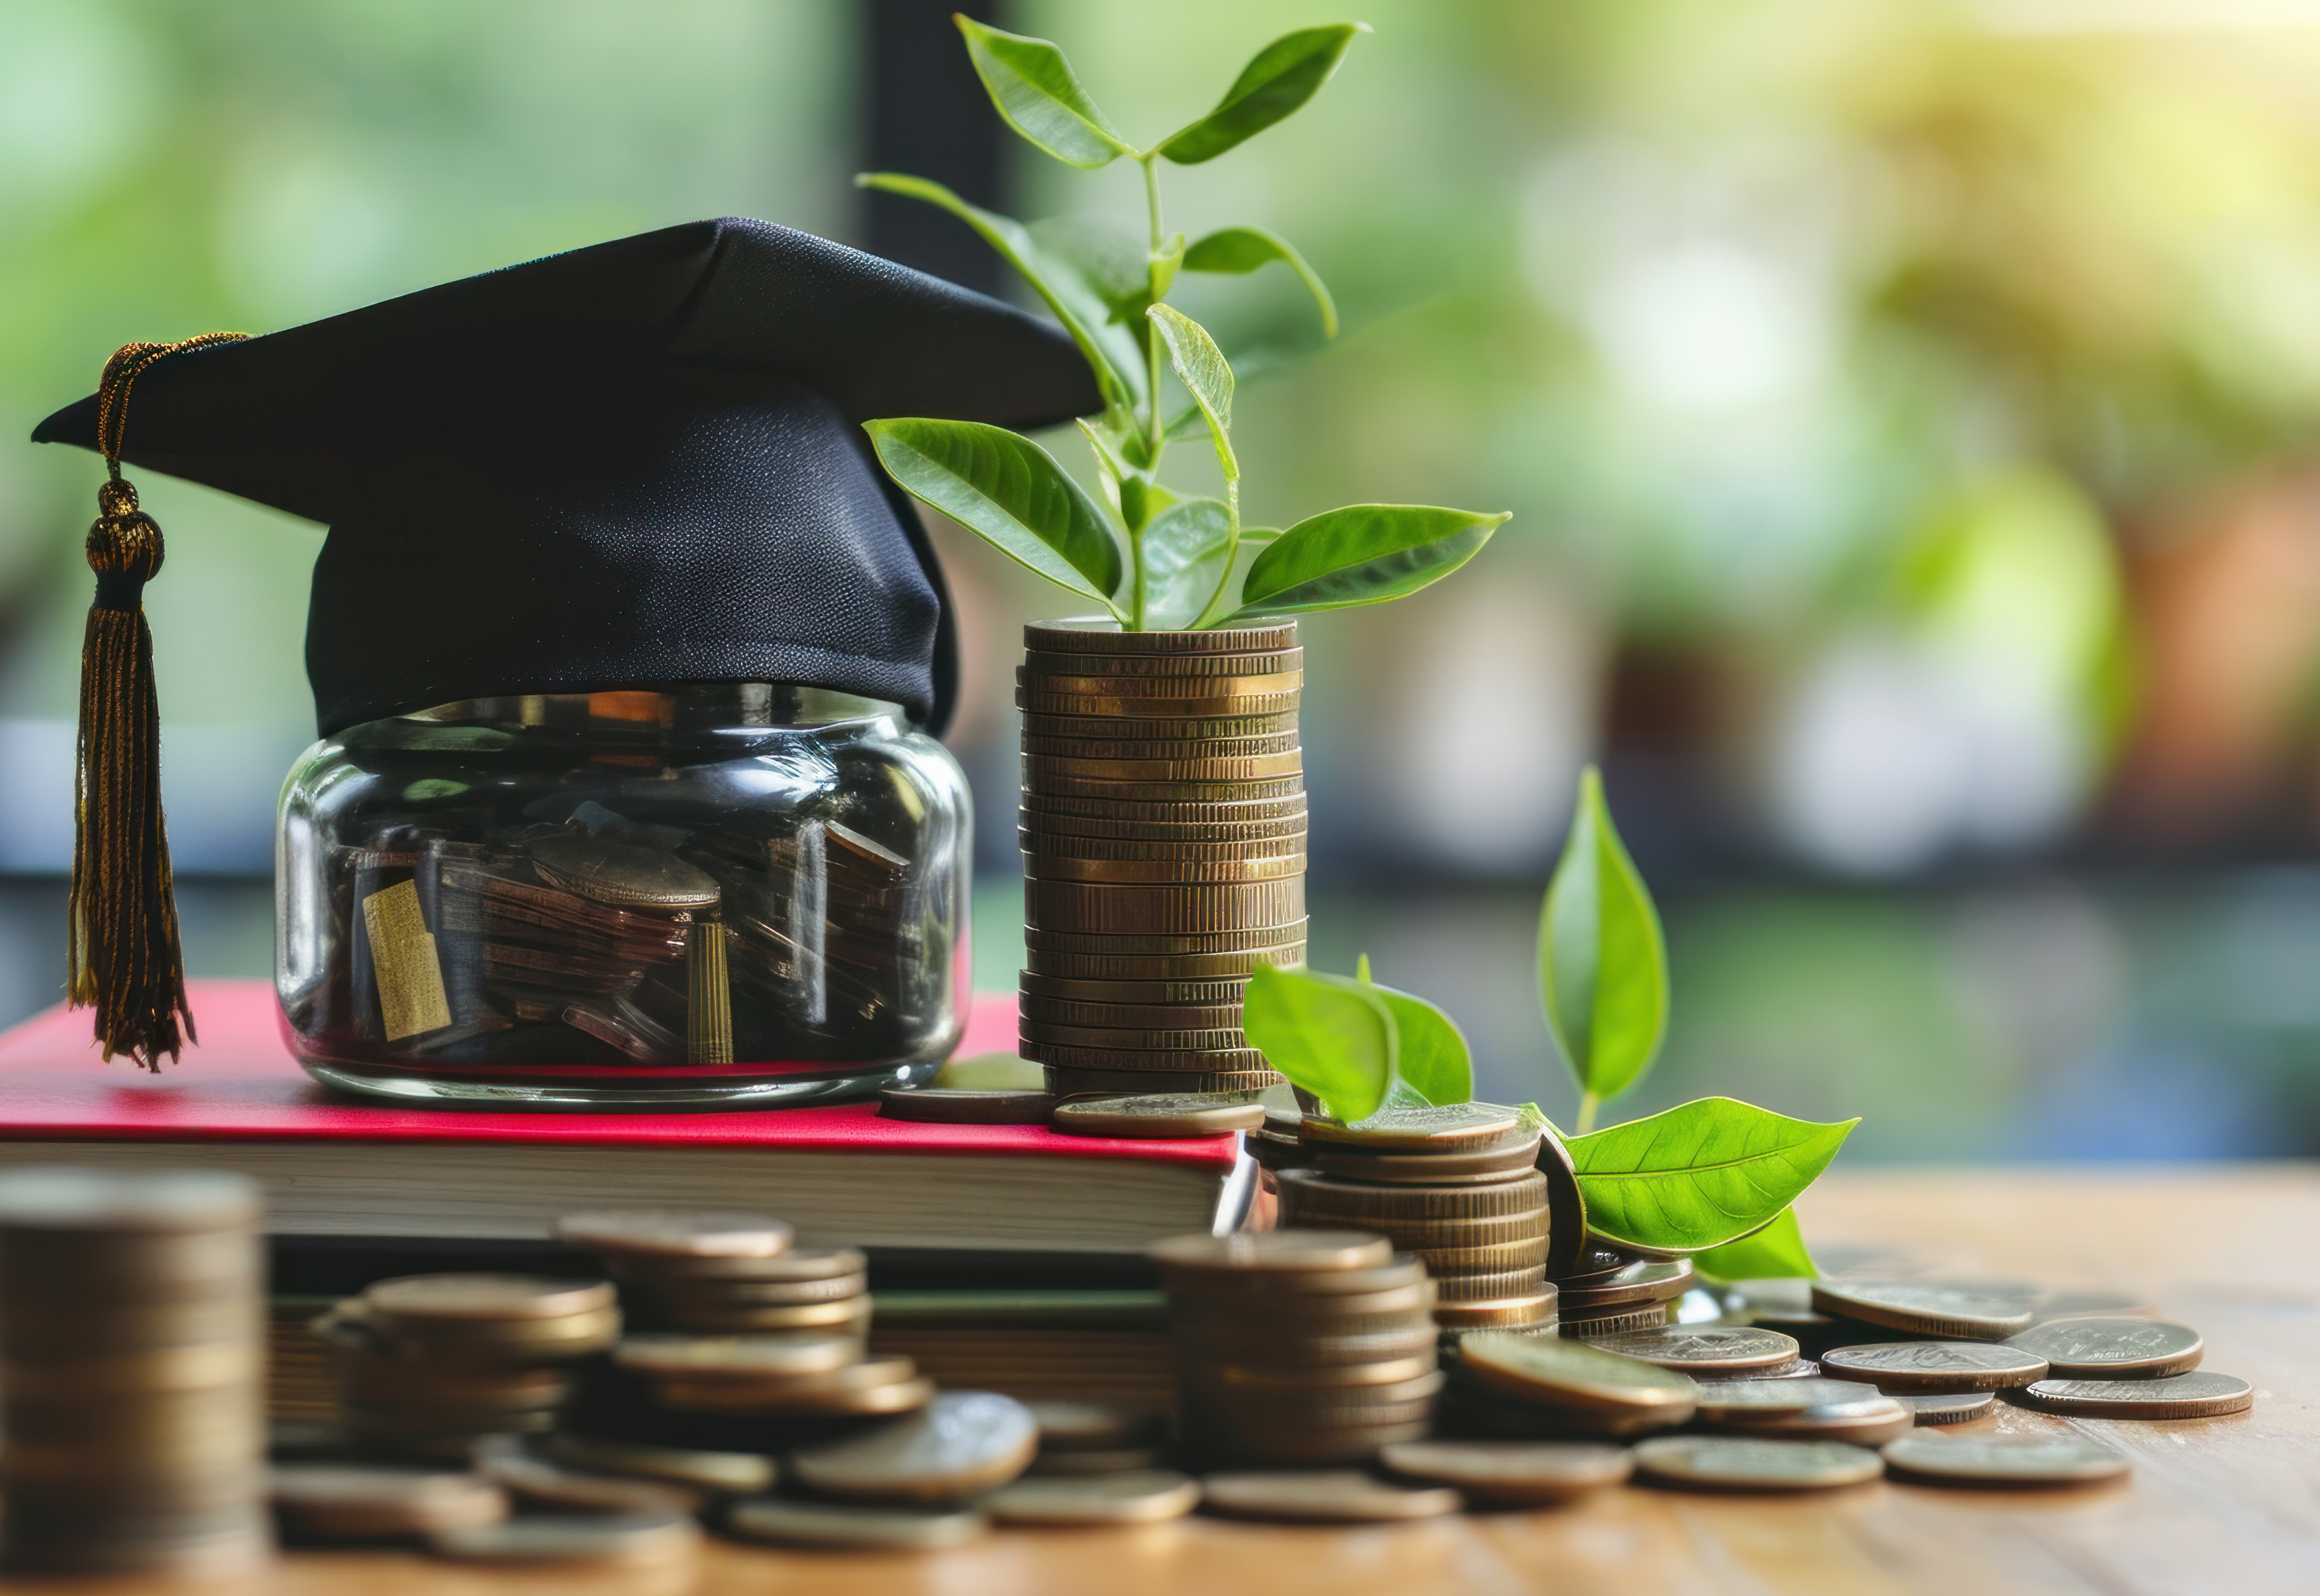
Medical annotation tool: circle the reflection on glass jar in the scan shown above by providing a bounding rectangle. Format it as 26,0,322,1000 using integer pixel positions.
276,685,969,1107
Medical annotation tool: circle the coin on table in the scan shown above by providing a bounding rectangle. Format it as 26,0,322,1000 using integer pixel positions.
2032,1289,2155,1322
1904,1391,1996,1425
878,1087,1058,1126
1882,1433,2130,1487
542,1433,774,1495
1691,1378,1890,1420
473,1443,702,1516
1820,1342,2049,1392
1026,1401,1161,1452
366,1275,615,1324
1577,1326,1802,1376
613,1333,862,1379
1812,1279,2040,1340
987,1470,1201,1526
2013,1371,2254,1420
1150,1230,1394,1278
788,1391,1039,1502
1458,1330,1700,1419
1632,1436,1883,1492
270,1465,508,1540
1052,1092,1266,1138
1735,1396,1914,1448
2003,1317,2203,1379
1200,1470,1463,1523
427,1510,701,1567
1299,1103,1526,1154
725,1499,989,1550
1377,1441,1631,1505
555,1211,793,1259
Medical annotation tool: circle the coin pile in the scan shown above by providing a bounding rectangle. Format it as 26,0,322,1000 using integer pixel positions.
1151,1231,1442,1466
0,1168,271,1577
1556,1250,1695,1338
1016,619,1307,1097
315,1274,618,1458
1437,1329,1699,1440
1273,1104,1559,1332
560,1210,871,1341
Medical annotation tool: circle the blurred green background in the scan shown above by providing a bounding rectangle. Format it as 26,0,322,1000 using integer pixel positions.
6,0,2320,1157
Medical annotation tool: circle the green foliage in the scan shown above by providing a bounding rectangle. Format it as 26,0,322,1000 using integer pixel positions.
1539,765,1669,1133
862,419,1123,608
1365,980,1473,1107
860,17,1502,631
1564,1098,1858,1253
1241,964,1394,1122
1691,1207,1818,1281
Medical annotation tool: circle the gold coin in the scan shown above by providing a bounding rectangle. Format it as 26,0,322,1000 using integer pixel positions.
1016,690,1301,719
1043,1065,1279,1095
1020,973,1249,1006
1277,1168,1549,1220
1021,831,1305,862
1022,649,1301,679
1024,751,1304,782
1023,710,1300,742
1312,1136,1544,1185
1018,996,1241,1030
1022,791,1307,824
1026,922,1308,955
1433,1267,1552,1303
1151,1230,1394,1276
1433,1293,1559,1329
1022,730,1301,760
365,1275,615,1324
1027,877,1304,935
1022,1042,1269,1072
1023,852,1304,885
1026,947,1301,980
1020,1020,1247,1050
1022,811,1309,844
1026,777,1306,807
1395,1221,1555,1260
1016,666,1302,698
1025,618,1298,655
664,1297,870,1334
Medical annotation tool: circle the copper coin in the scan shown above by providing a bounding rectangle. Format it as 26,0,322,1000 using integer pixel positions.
1020,1020,1249,1052
788,1391,1039,1502
1378,1440,1631,1504
555,1212,792,1260
1019,713,1301,745
1022,647,1301,677
1016,689,1302,719
1027,877,1304,935
1025,1044,1272,1073
1021,830,1304,862
1024,1446,1169,1476
1025,618,1298,655
2013,1371,2254,1419
1580,1326,1801,1375
1017,667,1302,700
1026,1401,1159,1451
1024,750,1304,780
1051,1092,1266,1138
1313,1138,1544,1187
1276,1168,1549,1221
1557,1259,1696,1311
1632,1436,1882,1492
877,1087,1056,1126
1821,1342,2049,1392
656,1271,866,1307
364,1275,612,1324
1199,1470,1460,1523
2003,1318,2203,1379
1022,808,1308,843
1026,921,1307,954
724,1499,987,1550
1024,730,1301,760
1026,775,1306,805
613,1333,861,1379
664,1297,869,1334
1026,948,1302,982
1434,1292,1559,1330
1882,1433,2129,1487
1812,1279,2041,1340
1022,853,1305,886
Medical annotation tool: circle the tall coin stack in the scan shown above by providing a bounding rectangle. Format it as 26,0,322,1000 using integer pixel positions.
1274,1104,1561,1333
1016,620,1307,1097
0,1168,271,1578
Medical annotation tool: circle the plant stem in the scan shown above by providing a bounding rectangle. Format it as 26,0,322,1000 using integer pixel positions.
1576,1091,1601,1136
1131,155,1169,630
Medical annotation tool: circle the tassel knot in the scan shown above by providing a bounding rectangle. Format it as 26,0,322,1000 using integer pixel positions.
89,480,164,611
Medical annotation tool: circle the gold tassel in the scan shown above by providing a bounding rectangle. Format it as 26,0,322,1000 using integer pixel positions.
69,334,246,1069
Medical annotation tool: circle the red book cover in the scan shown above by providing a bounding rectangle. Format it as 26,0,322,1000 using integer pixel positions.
0,979,1234,1173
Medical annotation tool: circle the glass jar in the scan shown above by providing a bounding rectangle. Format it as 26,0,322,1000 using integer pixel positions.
276,685,969,1107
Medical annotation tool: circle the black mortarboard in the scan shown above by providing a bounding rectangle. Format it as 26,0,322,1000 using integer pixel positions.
34,217,1101,735
34,218,1099,1069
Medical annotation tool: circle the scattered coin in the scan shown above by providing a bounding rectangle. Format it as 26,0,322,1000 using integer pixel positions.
1735,1396,1914,1447
987,1470,1202,1525
2003,1318,2204,1379
1200,1470,1463,1523
1902,1391,1996,1425
365,1274,615,1325
1811,1280,2040,1340
2013,1371,2254,1420
1026,1401,1161,1452
1691,1378,1890,1420
554,1211,793,1258
1313,1137,1544,1186
427,1510,700,1567
1577,1325,1802,1376
1025,1446,1169,1476
270,1465,508,1540
542,1433,774,1495
1557,1259,1695,1311
1377,1440,1632,1505
472,1442,702,1516
788,1391,1039,1502
1882,1433,2131,1487
620,1245,867,1284
725,1499,989,1550
1299,1103,1526,1153
1052,1092,1266,1138
2032,1290,2155,1322
877,1087,1058,1126
1631,1436,1884,1493
1819,1342,2049,1392
1458,1332,1700,1420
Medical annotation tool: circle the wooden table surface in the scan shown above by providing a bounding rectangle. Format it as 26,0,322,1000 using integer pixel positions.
18,1165,2319,1596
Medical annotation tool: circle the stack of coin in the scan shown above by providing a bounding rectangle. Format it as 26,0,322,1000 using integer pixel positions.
1016,619,1307,1097
1273,1106,1560,1333
316,1274,619,1459
0,1168,271,1578
559,1210,871,1342
1150,1231,1441,1466
1556,1250,1694,1338
613,1333,932,1421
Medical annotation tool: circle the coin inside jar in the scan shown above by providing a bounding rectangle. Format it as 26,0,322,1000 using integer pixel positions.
528,833,720,909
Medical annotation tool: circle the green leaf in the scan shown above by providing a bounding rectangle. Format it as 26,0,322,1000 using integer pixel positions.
1565,1098,1859,1253
1541,765,1667,1107
955,16,1132,169
1183,225,1338,337
1156,24,1369,165
1141,497,1234,631
1147,305,1237,484
1228,504,1503,620
1028,215,1150,326
864,419,1123,604
1691,1208,1818,1282
1367,983,1472,1107
856,175,1145,415
1241,964,1395,1122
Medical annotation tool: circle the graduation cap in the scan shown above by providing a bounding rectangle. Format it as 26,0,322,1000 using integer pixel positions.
34,217,1101,1068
